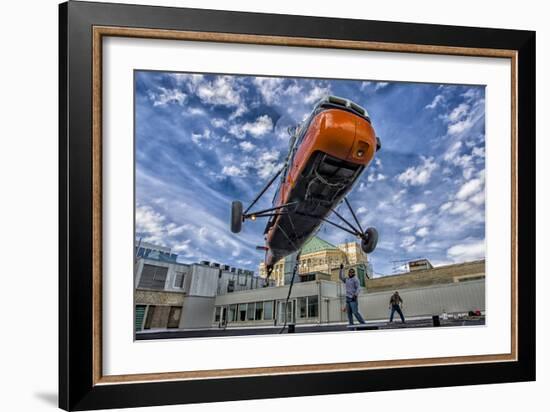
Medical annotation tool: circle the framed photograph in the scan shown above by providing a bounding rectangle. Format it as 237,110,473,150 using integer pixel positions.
59,1,535,410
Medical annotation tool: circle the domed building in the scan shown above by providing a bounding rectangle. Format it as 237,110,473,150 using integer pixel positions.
258,235,372,286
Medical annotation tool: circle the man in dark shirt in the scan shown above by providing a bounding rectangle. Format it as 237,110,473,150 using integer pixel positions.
389,291,405,323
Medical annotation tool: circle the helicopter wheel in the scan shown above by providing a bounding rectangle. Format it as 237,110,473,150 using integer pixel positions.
231,201,243,233
361,227,379,254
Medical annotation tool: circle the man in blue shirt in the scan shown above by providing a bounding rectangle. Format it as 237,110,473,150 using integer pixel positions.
339,264,366,325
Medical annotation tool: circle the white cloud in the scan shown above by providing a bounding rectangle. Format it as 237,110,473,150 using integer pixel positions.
377,201,389,211
243,115,273,137
229,104,247,120
360,81,372,91
136,205,166,235
368,173,387,183
411,203,427,213
461,88,480,102
253,78,302,105
443,142,485,179
195,76,242,106
472,146,485,158
221,165,246,177
425,94,444,109
253,77,284,104
417,214,432,226
190,129,211,145
187,107,206,116
356,206,368,214
375,82,389,90
198,226,208,238
443,141,462,162
447,239,485,262
442,98,485,137
440,167,485,221
239,141,256,152
304,85,331,104
470,191,485,206
254,151,280,179
172,239,191,253
167,224,191,237
392,189,406,202
449,200,470,215
170,73,204,86
211,118,227,128
148,87,187,106
440,201,453,211
397,157,437,186
230,115,274,139
448,103,470,122
448,118,475,135
456,177,484,200
400,236,416,251
416,227,429,237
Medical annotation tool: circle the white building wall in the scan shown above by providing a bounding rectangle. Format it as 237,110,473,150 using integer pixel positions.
215,280,323,305
164,263,191,292
179,296,216,329
358,280,485,320
189,264,220,297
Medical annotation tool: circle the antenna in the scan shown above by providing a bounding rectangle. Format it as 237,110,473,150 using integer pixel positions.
390,256,422,274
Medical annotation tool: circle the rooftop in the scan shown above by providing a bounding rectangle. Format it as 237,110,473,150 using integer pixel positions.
300,236,338,255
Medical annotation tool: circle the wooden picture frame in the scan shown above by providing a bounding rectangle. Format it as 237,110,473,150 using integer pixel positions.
59,1,535,410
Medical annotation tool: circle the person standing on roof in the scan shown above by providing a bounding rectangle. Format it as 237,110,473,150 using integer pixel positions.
388,291,405,323
339,263,366,326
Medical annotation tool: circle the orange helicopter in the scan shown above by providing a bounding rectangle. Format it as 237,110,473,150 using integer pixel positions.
231,95,381,280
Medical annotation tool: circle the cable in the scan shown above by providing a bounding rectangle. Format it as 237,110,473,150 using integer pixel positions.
277,224,301,334
279,251,301,334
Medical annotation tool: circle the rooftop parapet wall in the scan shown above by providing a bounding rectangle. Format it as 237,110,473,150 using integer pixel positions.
366,260,485,292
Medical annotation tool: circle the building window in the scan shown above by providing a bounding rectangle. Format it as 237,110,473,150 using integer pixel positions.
301,273,316,282
135,305,146,331
297,297,307,318
229,304,237,322
227,280,235,293
238,304,247,321
138,264,168,290
264,301,274,321
255,302,264,320
247,303,255,321
214,306,221,322
167,306,181,328
173,272,185,288
294,296,319,319
278,300,294,324
238,275,247,286
307,295,319,318
143,305,156,329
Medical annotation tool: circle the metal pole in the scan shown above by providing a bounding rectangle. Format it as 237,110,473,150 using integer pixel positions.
243,167,284,214
344,197,365,235
331,208,361,236
320,217,358,237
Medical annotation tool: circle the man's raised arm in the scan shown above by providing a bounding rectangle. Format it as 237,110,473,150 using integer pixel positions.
339,263,346,283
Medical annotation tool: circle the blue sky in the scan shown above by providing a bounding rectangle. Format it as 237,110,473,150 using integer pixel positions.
135,71,486,276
